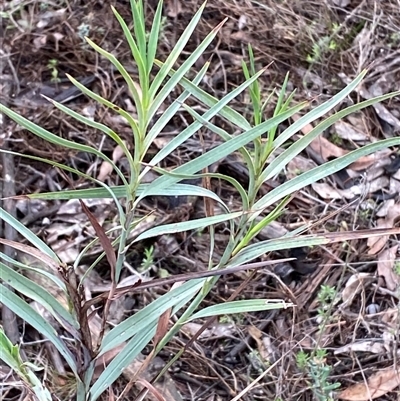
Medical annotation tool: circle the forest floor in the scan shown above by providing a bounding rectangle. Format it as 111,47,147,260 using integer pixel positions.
1,0,400,400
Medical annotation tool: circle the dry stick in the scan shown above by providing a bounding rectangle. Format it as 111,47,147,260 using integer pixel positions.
82,259,295,314
0,73,22,349
1,150,21,347
0,69,27,354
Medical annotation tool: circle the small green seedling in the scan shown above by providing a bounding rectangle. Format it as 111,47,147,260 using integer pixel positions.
47,59,61,83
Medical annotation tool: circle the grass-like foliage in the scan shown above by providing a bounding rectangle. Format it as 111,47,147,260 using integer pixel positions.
1,1,400,400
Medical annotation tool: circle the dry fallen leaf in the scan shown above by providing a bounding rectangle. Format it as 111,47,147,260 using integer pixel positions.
339,72,400,134
381,308,399,329
368,203,400,255
104,113,131,128
97,143,127,181
349,150,392,171
312,182,357,200
230,30,251,42
389,175,400,195
362,91,400,132
309,135,348,161
181,322,235,339
334,120,368,141
248,326,276,363
369,72,396,98
36,8,67,29
312,176,389,200
377,245,399,291
341,273,375,308
154,136,172,149
334,341,386,355
258,220,288,240
376,199,395,218
287,155,317,179
338,366,400,400
291,114,348,161
367,175,390,192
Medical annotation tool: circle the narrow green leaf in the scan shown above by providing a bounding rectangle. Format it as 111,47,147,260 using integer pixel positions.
229,236,329,268
0,208,60,262
99,278,205,355
187,299,292,321
182,103,256,203
251,136,400,221
0,328,22,372
234,196,289,254
149,1,206,100
275,73,290,120
133,211,244,243
0,284,78,375
0,150,126,224
66,74,140,141
263,72,291,153
23,183,223,204
130,0,147,59
43,95,131,186
85,37,144,128
147,67,267,170
260,91,400,183
155,59,251,131
0,104,119,175
90,326,156,401
146,0,163,73
0,251,68,294
148,165,246,211
0,262,79,331
139,102,307,200
272,70,368,150
148,18,226,122
27,373,53,401
154,289,210,352
144,62,209,152
112,6,148,101
0,329,52,401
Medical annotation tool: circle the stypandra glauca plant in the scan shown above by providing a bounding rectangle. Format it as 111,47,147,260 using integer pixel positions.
0,1,399,400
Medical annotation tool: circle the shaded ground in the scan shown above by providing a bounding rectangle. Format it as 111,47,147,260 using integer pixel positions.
1,0,400,400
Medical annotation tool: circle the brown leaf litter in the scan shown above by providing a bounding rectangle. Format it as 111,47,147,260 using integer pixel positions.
338,367,400,400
